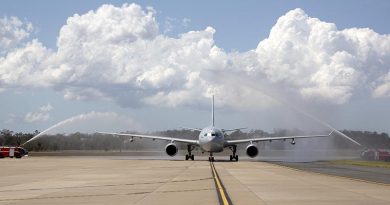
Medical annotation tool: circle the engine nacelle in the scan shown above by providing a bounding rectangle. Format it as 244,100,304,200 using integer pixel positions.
165,143,178,157
246,144,259,158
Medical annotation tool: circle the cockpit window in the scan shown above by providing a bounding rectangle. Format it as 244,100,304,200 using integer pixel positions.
205,132,219,137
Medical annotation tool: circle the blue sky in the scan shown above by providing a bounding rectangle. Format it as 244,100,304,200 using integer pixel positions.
2,1,390,51
1,1,390,134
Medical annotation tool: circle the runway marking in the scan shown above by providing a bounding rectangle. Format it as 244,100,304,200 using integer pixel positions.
270,162,390,186
210,161,233,205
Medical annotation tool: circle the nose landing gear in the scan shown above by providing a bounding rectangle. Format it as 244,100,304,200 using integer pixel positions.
229,145,238,161
185,144,194,160
208,152,215,162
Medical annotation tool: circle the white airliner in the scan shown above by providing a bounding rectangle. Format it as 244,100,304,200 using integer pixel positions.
100,96,332,161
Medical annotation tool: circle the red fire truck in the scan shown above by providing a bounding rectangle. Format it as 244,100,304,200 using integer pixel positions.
361,149,390,161
0,147,28,158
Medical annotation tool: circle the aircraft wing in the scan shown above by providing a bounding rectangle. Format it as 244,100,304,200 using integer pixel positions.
98,132,199,145
225,131,333,146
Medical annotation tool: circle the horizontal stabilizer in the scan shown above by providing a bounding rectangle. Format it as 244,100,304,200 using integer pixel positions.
222,127,247,132
181,127,202,131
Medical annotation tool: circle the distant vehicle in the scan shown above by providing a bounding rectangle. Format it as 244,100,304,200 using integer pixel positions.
361,149,390,161
0,146,28,158
100,96,332,161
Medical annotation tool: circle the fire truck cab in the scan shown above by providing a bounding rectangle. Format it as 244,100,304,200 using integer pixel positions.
0,147,28,158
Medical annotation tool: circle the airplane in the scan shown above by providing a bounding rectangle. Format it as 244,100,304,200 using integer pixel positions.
99,96,332,161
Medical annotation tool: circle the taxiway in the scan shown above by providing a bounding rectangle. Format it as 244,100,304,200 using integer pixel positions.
0,157,389,205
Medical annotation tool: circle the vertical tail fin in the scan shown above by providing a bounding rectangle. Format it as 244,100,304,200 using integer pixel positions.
212,95,215,127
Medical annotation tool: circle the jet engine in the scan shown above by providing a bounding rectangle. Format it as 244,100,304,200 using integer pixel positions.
165,143,178,156
246,144,258,158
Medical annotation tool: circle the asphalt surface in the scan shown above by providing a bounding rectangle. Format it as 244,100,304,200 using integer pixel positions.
272,161,390,184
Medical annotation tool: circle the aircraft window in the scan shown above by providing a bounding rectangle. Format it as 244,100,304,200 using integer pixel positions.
204,133,207,136
211,134,216,136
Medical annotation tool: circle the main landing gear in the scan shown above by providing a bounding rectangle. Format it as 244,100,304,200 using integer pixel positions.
185,144,194,160
229,145,238,161
208,152,215,162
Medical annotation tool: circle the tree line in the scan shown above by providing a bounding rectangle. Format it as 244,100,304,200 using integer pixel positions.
0,128,389,151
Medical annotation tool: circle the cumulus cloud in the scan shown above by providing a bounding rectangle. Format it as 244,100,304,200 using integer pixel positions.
1,5,390,110
50,3,225,107
253,8,390,104
0,16,33,55
24,103,54,123
0,40,54,88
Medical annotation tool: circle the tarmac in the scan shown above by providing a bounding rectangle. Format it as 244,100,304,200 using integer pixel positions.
274,161,390,184
0,156,389,205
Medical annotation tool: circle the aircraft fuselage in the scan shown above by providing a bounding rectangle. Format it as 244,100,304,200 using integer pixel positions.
198,126,225,152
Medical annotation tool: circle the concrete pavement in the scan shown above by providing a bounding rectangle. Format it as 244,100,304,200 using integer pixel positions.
215,161,390,205
0,157,389,204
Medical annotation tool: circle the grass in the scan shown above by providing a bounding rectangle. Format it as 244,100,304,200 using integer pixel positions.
331,159,390,169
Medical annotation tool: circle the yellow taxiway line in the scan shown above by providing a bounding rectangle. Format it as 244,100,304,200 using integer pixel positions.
210,161,232,205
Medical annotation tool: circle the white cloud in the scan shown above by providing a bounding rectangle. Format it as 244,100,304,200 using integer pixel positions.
24,103,54,123
182,18,191,27
163,17,191,34
40,103,53,112
253,8,390,104
52,3,224,107
0,39,53,88
372,73,390,98
1,5,390,110
163,17,175,34
24,112,50,123
0,16,33,55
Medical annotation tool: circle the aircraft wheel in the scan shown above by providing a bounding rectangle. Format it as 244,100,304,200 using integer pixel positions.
191,155,194,160
229,155,233,161
185,155,189,160
235,155,239,161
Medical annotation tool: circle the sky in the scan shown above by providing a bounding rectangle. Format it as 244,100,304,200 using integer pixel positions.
1,0,390,134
